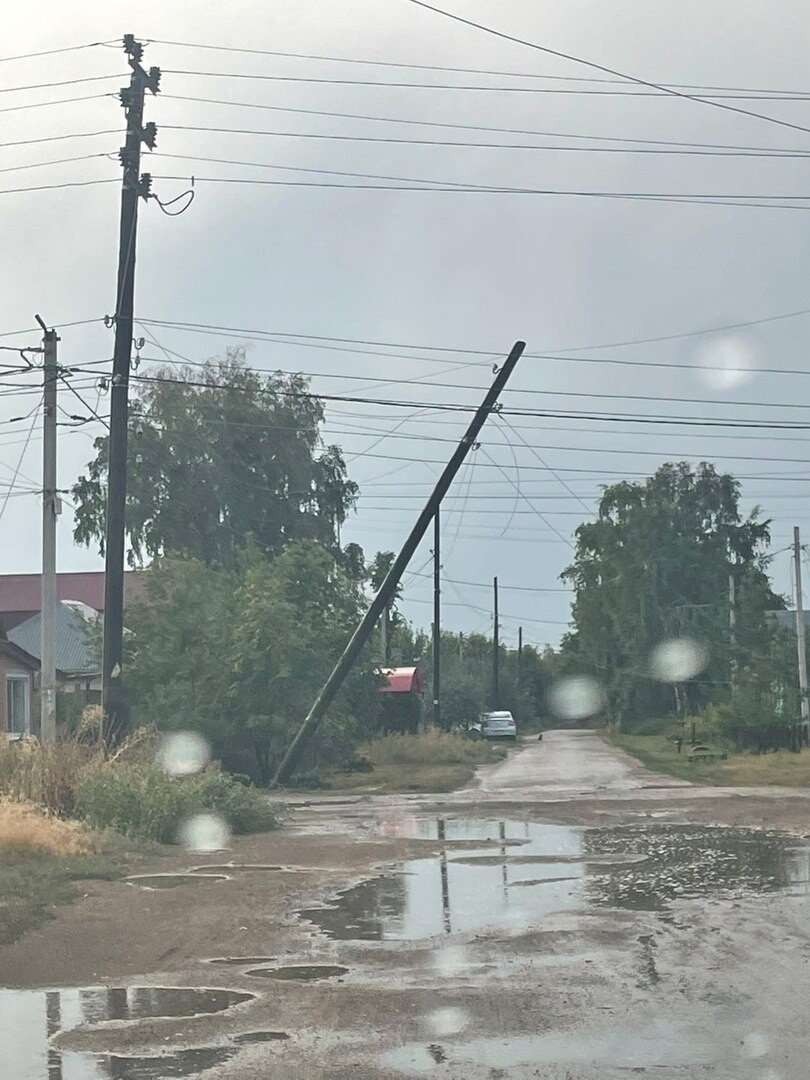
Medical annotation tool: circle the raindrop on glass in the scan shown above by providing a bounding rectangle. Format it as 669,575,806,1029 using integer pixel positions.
741,1032,770,1059
426,1006,468,1037
179,812,231,852
548,675,604,720
650,638,707,683
696,333,757,391
156,731,210,776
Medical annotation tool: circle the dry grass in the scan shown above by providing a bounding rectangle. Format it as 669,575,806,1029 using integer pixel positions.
614,734,810,787
364,729,508,767
0,798,89,854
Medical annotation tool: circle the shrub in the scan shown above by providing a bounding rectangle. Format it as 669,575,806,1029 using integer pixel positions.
74,763,279,843
0,797,89,854
0,737,103,816
364,730,503,767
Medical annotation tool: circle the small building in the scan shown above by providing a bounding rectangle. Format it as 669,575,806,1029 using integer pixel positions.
379,666,425,695
0,571,143,633
8,600,101,697
0,635,39,739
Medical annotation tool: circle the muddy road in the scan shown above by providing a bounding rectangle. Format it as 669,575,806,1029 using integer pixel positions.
4,730,810,1079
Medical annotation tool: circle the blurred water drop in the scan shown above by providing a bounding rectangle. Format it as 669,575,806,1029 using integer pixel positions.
432,946,469,977
696,334,757,391
741,1032,770,1059
157,731,210,777
650,638,707,683
426,1006,468,1037
179,812,231,852
548,675,604,720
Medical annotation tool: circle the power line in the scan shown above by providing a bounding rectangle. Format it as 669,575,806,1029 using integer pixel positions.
403,0,810,137
0,91,114,115
0,41,113,64
162,121,810,159
0,129,119,150
163,94,810,157
0,152,115,176
0,403,40,524
0,177,118,196
0,73,120,94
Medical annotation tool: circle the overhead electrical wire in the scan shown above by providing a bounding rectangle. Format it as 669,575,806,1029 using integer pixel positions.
0,41,114,64
0,91,114,114
0,73,121,94
403,0,810,137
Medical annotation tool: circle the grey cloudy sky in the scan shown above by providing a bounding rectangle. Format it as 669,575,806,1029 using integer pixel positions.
3,0,810,649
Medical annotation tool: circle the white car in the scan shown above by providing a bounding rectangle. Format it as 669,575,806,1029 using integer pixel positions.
478,711,517,741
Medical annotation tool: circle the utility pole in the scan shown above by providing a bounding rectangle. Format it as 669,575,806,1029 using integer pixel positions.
728,571,737,693
102,35,159,741
36,315,58,745
380,606,388,663
432,507,441,728
517,624,523,689
492,576,500,709
793,526,809,747
271,340,526,786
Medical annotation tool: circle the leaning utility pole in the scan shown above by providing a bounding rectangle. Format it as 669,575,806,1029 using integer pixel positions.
728,571,737,693
271,340,526,786
432,507,441,728
36,315,58,744
492,576,500,709
102,35,159,740
793,526,809,745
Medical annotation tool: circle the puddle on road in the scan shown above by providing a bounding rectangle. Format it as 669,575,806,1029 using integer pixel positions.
383,1017,716,1073
245,965,349,981
190,864,283,874
206,955,277,966
232,1030,290,1043
126,874,227,889
0,986,254,1080
300,818,810,940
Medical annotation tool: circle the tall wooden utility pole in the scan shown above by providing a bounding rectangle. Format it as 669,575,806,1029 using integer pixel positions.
793,526,809,746
492,576,500,709
271,340,526,786
432,507,441,728
102,35,159,740
36,315,58,744
728,571,737,693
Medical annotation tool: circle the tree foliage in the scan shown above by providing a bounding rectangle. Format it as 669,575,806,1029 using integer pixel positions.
72,352,358,568
561,462,785,729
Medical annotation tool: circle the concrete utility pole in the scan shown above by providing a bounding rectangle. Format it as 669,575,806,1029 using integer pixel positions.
271,340,526,786
728,571,737,693
517,624,523,690
36,316,58,744
102,35,159,740
432,507,441,728
793,526,810,745
492,576,500,709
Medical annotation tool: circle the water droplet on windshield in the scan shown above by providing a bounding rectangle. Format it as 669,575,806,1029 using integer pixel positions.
741,1031,770,1059
179,811,231,852
696,333,757,390
157,731,210,776
548,675,604,720
650,638,707,682
426,1006,468,1037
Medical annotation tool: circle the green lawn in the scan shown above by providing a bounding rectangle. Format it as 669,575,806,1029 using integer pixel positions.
614,733,810,787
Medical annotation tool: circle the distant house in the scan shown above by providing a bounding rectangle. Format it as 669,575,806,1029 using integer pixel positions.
377,666,424,734
0,571,143,633
0,635,39,739
8,601,101,696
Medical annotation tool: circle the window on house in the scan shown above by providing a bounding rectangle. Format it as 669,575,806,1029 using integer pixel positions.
6,674,30,738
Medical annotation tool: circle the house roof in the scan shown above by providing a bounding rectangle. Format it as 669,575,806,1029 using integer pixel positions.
0,571,143,614
379,666,424,693
0,637,39,671
8,601,100,676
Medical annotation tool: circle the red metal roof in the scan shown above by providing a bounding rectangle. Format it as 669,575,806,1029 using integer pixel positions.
0,571,144,614
379,666,424,693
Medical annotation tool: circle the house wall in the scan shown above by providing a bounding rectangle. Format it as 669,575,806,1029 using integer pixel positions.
0,653,38,737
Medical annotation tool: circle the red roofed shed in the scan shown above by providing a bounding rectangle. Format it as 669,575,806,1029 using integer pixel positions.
379,666,424,694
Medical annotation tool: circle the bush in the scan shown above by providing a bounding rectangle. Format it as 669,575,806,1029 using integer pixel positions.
0,737,103,816
364,730,503,767
74,763,279,843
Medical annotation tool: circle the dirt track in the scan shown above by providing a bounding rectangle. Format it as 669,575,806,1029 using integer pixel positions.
5,730,810,1079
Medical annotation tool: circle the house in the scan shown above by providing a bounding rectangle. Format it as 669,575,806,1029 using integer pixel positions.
8,601,102,696
379,667,425,694
0,634,39,739
378,666,424,734
0,571,143,633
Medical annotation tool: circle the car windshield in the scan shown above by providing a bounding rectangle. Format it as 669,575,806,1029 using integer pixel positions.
2,4,808,1078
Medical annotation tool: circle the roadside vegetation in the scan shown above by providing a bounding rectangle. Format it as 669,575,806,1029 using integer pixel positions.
326,730,509,794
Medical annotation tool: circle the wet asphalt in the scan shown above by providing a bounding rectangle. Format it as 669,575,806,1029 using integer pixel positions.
5,730,810,1079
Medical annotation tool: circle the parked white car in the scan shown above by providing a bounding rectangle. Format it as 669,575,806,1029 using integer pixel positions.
477,710,517,741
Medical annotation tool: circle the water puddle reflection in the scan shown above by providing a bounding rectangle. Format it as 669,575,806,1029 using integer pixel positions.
245,965,349,981
125,874,227,890
0,986,253,1080
300,819,810,940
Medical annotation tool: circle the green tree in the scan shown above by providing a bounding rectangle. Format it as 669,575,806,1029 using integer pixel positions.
72,352,358,568
561,462,782,726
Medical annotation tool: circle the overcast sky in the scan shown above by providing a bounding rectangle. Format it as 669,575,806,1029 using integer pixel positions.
3,0,810,649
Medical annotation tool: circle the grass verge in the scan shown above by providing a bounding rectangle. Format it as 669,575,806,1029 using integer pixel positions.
614,733,810,786
324,730,510,794
0,799,134,946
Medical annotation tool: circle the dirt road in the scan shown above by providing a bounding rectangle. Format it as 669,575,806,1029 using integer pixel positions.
4,731,810,1079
